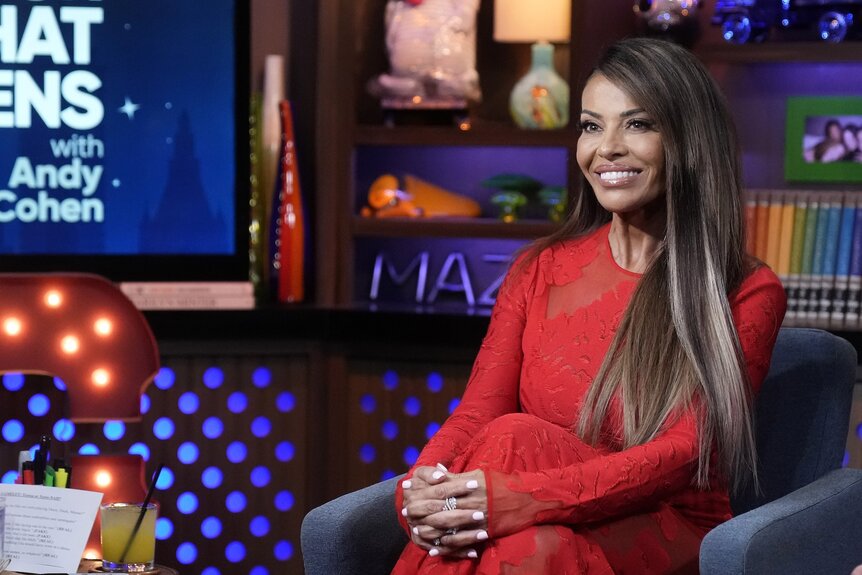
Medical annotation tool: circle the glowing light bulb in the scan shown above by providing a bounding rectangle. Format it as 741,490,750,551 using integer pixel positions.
44,290,63,308
95,470,112,487
3,317,22,336
94,317,113,336
92,369,110,387
60,335,80,354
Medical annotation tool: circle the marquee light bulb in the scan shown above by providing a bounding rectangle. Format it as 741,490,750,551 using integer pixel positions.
60,335,80,354
92,368,110,387
44,290,63,308
95,470,112,488
94,317,113,336
3,317,23,336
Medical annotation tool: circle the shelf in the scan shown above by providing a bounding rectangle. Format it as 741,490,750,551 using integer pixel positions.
351,216,558,239
696,41,862,64
354,123,574,148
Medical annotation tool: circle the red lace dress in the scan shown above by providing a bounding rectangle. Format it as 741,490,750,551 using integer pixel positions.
392,223,787,574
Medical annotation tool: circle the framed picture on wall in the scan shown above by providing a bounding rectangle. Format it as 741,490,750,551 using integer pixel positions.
785,97,862,183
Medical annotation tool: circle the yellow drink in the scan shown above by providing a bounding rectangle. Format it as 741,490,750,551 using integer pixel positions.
100,503,158,572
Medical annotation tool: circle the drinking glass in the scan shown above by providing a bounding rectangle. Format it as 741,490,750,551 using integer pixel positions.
100,502,158,572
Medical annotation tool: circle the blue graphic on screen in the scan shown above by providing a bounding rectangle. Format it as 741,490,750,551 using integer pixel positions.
0,1,237,255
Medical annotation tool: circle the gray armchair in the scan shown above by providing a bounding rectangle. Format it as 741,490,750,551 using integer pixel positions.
302,328,862,575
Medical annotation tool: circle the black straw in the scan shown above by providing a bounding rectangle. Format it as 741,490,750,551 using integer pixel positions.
118,463,163,564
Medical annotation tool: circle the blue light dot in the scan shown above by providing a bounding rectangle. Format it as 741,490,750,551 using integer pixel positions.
857,423,862,441
201,467,223,489
227,391,248,413
176,542,197,565
381,470,397,481
250,516,270,537
251,416,271,438
2,471,18,484
252,367,271,388
140,394,151,414
426,372,444,393
448,398,460,414
382,420,399,441
3,373,24,391
2,420,24,443
227,442,247,463
103,420,125,441
177,442,200,464
226,491,247,513
128,442,150,461
155,467,175,490
225,541,246,563
178,392,200,415
250,466,271,487
202,417,224,439
274,490,294,512
79,443,100,455
53,418,75,441
203,367,224,389
403,397,421,417
276,391,295,413
404,446,419,466
425,422,441,440
201,569,220,575
154,367,176,390
359,444,376,464
359,394,376,414
274,540,294,561
201,517,222,539
250,567,269,575
156,517,174,540
28,394,50,417
383,370,399,390
53,377,66,391
153,417,175,440
177,492,199,514
275,441,295,462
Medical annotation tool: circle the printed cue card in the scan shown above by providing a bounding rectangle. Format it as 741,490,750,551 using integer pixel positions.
1,484,103,574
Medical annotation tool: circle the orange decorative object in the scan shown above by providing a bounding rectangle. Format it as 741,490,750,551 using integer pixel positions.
272,100,305,303
0,273,160,422
72,454,151,559
361,174,481,218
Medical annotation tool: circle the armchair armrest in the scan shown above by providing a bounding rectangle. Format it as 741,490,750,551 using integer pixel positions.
700,468,862,575
302,476,408,575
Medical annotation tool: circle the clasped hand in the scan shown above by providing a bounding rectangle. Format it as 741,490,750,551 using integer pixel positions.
401,464,488,559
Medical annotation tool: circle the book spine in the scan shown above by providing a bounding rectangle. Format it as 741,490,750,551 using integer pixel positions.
784,192,808,326
816,195,843,327
776,193,795,279
831,195,856,328
765,192,784,271
755,195,771,262
806,197,830,324
745,194,758,257
125,295,256,310
119,282,254,296
847,194,862,328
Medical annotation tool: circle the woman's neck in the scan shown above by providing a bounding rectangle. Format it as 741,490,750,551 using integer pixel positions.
608,215,665,274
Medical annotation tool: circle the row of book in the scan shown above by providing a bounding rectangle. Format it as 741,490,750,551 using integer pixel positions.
119,282,255,310
747,190,862,329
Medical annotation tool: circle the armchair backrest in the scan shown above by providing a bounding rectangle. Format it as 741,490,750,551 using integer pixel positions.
731,328,857,515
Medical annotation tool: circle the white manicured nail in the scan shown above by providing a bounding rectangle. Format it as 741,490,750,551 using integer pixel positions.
429,548,440,557
466,480,479,489
436,463,448,472
412,526,419,535
477,530,488,541
402,507,408,517
472,511,485,521
467,549,478,559
432,471,445,480
402,479,412,489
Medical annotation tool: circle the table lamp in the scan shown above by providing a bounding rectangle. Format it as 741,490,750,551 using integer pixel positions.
494,0,571,129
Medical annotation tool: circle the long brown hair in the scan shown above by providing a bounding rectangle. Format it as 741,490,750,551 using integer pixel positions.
529,38,754,492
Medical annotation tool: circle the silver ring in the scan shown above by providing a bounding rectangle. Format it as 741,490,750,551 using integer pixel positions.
443,496,457,511
433,537,441,547
445,528,458,536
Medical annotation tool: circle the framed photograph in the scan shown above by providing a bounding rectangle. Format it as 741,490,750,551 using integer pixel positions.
785,97,862,183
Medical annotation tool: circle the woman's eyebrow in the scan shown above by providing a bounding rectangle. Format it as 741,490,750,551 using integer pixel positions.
580,108,647,119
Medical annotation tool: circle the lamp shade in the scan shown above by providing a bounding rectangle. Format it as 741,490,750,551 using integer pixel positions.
494,0,572,43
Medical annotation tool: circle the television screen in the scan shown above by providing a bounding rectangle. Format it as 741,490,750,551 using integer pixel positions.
0,0,249,280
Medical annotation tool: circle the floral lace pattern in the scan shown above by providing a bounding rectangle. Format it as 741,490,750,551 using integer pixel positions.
393,224,787,574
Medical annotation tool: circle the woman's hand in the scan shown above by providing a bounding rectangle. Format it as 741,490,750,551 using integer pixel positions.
401,465,489,558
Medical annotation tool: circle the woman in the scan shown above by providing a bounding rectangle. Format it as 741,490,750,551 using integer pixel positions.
808,119,847,163
395,38,786,574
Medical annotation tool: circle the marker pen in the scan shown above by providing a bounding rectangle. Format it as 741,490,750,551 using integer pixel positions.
43,465,56,487
55,468,68,488
22,461,35,485
18,450,32,475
